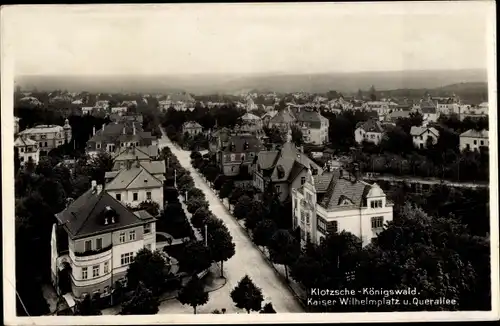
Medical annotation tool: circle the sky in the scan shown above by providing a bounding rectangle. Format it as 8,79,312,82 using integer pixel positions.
4,2,494,76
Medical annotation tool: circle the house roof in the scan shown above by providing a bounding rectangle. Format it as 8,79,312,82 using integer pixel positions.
410,126,440,137
183,121,202,129
106,165,163,191
290,108,324,128
88,122,143,143
356,119,385,133
269,109,296,124
315,171,371,210
460,129,488,139
139,160,166,175
241,113,261,121
259,141,322,183
221,134,262,153
19,125,64,134
113,145,158,162
388,110,411,120
55,188,154,239
14,136,37,147
168,93,195,103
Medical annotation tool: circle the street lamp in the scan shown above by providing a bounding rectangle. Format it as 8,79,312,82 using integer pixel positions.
205,224,208,247
174,169,177,189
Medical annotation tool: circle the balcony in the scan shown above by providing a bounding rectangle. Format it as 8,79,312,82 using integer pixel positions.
74,243,112,258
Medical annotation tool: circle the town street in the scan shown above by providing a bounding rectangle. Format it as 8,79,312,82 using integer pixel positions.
158,129,304,313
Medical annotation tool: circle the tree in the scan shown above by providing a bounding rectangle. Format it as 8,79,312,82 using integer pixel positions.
208,226,235,278
252,219,277,249
233,195,253,220
213,174,227,192
120,282,160,315
134,201,160,217
179,241,212,273
177,274,209,314
186,197,209,215
268,229,301,282
260,302,277,313
88,152,114,184
187,188,205,201
355,203,489,311
74,295,102,316
219,179,234,200
126,249,169,295
191,207,212,230
202,165,219,184
245,201,266,231
230,275,264,314
14,148,21,175
291,125,304,147
228,186,246,208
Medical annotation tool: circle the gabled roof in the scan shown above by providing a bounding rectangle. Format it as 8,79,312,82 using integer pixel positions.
355,119,385,133
256,151,280,170
55,188,154,239
460,129,488,139
290,108,324,128
269,109,296,124
113,145,158,162
183,121,202,129
241,113,261,121
221,134,262,153
410,126,440,137
106,165,163,191
139,161,166,175
388,110,411,120
315,171,371,210
88,122,143,143
14,136,37,147
262,142,322,183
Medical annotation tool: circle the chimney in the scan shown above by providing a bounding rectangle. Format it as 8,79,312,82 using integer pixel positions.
127,160,132,170
96,184,103,194
135,156,140,168
92,126,96,136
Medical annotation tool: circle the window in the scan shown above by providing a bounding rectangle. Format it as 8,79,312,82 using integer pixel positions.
305,213,310,224
20,156,25,162
230,154,236,161
300,211,305,222
96,238,102,250
146,192,152,200
480,140,484,145
20,148,24,153
116,193,121,201
275,185,281,193
96,143,101,149
473,140,477,145
330,220,338,233
84,240,92,251
39,142,43,147
317,217,327,233
81,267,88,280
301,177,306,185
371,216,384,229
306,193,312,202
119,232,126,243
370,200,383,209
121,252,134,266
133,193,138,201
241,154,245,161
144,223,151,234
129,230,136,241
92,265,100,278
104,261,109,274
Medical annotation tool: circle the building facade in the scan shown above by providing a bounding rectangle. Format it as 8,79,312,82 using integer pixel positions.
291,169,394,247
14,135,40,165
17,120,72,156
182,121,203,136
354,119,386,145
51,182,157,299
217,134,262,177
410,126,440,149
459,129,489,151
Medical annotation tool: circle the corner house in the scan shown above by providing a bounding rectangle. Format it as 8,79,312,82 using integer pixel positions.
50,181,156,300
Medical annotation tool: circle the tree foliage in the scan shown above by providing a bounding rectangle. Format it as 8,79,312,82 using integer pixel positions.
126,249,170,295
230,275,264,313
120,282,160,315
177,274,209,314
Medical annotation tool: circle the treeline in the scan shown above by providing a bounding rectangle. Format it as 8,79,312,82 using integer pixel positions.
15,152,115,316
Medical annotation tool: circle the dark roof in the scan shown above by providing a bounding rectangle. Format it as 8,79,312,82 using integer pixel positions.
56,188,154,239
88,122,143,143
290,108,323,128
269,109,296,124
317,171,370,210
355,119,385,133
221,134,263,153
